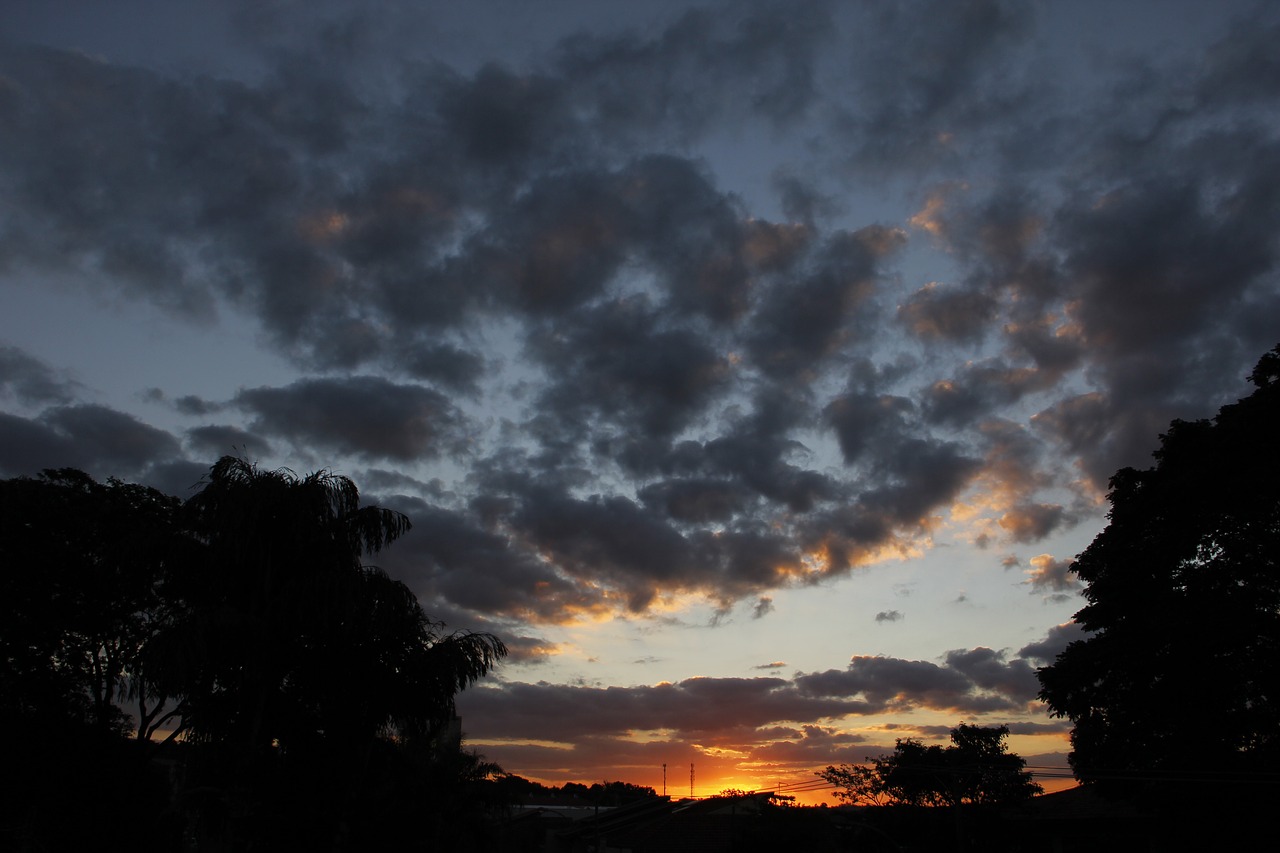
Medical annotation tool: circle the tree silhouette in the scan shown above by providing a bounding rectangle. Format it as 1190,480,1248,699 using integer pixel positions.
0,468,180,737
819,723,1040,807
1,469,184,849
1,457,507,849
150,457,506,846
1037,344,1280,791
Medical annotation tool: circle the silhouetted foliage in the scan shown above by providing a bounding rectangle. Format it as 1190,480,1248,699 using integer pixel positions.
1037,344,1280,793
0,469,181,736
1,457,507,850
818,723,1041,807
1,470,184,850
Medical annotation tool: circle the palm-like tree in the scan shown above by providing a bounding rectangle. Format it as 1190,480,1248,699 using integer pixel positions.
150,457,505,846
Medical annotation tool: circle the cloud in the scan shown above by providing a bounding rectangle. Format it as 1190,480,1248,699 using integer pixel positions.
898,282,997,344
551,1,832,138
174,395,224,416
462,633,1062,764
42,405,180,471
834,0,1038,170
0,346,78,405
1023,554,1081,597
0,404,181,480
794,646,1040,714
637,478,750,524
527,295,732,441
0,411,81,475
459,675,859,743
185,424,273,459
234,376,472,462
998,503,1067,544
874,610,903,623
922,360,1053,428
374,493,601,626
823,391,914,465
3,0,1280,747
745,226,904,381
1016,622,1085,665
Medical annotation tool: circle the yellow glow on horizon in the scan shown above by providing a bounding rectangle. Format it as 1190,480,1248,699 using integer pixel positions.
477,722,1078,807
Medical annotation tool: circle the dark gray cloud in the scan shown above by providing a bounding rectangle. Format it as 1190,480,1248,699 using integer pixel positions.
458,636,1059,749
922,360,1052,428
0,404,180,479
795,645,1040,714
875,610,902,623
746,226,903,381
398,341,487,394
1016,622,1085,665
527,296,731,441
40,404,181,472
823,391,913,465
235,376,471,461
2,0,1278,629
942,646,1039,699
898,282,997,344
854,438,981,525
637,478,751,524
0,345,78,405
375,493,597,625
0,411,80,474
458,675,860,743
834,0,1038,171
552,0,832,139
173,395,224,416
185,424,273,459
999,504,1067,544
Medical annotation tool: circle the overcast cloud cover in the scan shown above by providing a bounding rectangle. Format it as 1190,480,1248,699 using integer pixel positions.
3,0,1277,797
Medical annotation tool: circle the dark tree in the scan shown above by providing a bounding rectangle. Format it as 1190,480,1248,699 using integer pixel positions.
1,458,507,850
1037,344,1280,790
149,457,507,847
0,469,181,737
818,723,1041,807
0,470,184,850
153,457,505,749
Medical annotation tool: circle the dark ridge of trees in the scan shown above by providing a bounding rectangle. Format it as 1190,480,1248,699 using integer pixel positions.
494,774,660,806
0,457,506,851
817,723,1041,808
1037,343,1280,802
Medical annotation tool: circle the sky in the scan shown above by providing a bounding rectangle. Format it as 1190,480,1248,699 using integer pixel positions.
3,0,1279,803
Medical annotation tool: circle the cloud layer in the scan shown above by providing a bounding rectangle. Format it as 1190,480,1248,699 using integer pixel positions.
2,0,1275,791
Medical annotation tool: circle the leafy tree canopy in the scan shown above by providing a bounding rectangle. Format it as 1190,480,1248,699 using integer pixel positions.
818,723,1041,807
1,457,507,850
1037,344,1280,789
0,468,180,737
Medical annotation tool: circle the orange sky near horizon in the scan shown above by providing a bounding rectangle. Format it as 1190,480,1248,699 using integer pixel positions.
473,725,1075,806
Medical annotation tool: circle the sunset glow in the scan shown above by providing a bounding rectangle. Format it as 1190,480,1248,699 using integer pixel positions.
4,0,1277,806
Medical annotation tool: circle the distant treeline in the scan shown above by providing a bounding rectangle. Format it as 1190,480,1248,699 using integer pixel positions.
493,775,659,805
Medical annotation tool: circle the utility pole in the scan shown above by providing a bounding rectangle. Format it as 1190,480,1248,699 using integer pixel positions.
690,763,694,799
662,763,667,797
